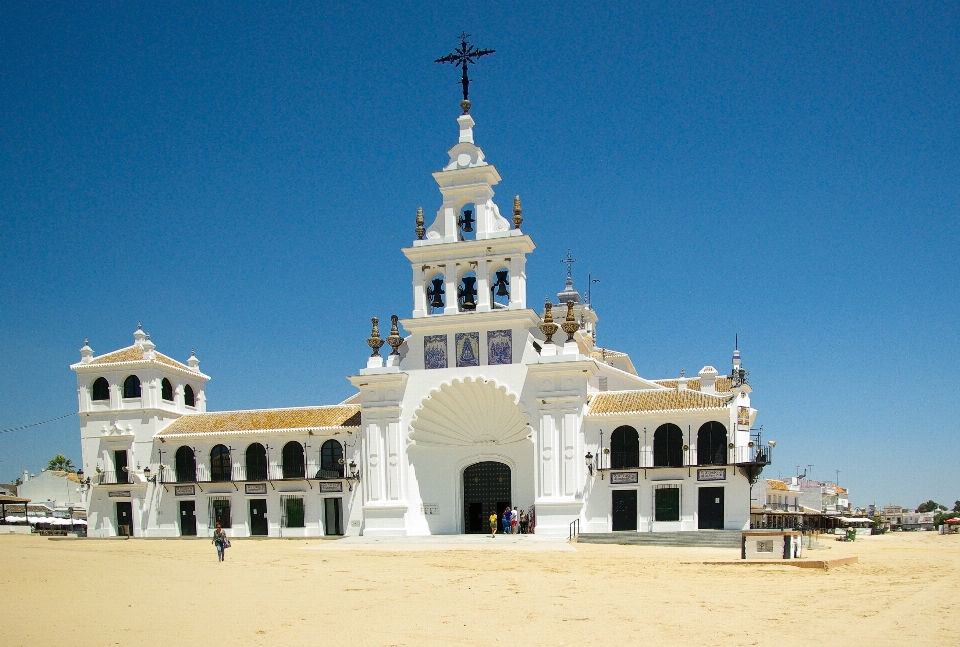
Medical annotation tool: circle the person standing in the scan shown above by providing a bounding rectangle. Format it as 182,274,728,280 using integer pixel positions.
489,511,498,537
512,506,519,534
502,507,511,535
212,522,228,562
519,509,528,534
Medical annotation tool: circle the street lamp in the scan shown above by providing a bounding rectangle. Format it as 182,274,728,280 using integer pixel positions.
585,452,594,476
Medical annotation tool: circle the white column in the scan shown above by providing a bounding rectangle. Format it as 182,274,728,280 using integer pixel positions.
444,265,459,314
509,257,526,309
562,410,578,497
364,420,384,502
476,261,491,312
539,411,556,497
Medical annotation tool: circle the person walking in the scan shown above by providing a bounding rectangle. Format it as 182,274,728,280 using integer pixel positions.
489,511,498,537
512,506,519,534
212,522,228,562
502,507,511,535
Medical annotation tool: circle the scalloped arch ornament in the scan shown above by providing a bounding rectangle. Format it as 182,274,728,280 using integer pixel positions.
410,377,531,447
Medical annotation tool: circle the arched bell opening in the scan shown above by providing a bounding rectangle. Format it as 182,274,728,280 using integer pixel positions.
457,203,476,241
490,265,510,309
426,272,445,314
458,270,478,312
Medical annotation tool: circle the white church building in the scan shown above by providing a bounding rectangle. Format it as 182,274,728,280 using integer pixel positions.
72,106,771,539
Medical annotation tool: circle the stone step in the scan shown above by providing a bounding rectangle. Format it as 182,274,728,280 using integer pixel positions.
576,530,742,548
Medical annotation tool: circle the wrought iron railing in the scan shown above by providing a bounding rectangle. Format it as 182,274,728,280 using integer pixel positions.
97,471,129,485
602,447,741,470
157,462,346,483
732,444,772,465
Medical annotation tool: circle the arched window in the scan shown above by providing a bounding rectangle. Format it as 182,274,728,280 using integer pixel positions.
210,444,231,482
491,267,510,308
319,440,344,479
183,384,195,407
91,377,110,401
427,273,445,313
245,443,267,481
610,426,640,469
458,270,478,311
175,446,196,483
282,441,305,479
653,423,684,467
123,375,141,399
161,378,173,402
697,421,727,466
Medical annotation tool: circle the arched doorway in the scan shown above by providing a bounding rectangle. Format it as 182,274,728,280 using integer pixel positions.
463,461,511,534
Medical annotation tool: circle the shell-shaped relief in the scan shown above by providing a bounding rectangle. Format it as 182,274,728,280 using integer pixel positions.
410,377,531,447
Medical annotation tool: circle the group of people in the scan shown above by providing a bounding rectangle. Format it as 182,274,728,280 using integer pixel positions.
489,506,532,537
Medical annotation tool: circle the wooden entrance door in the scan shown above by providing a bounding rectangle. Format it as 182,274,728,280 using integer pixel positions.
179,500,197,536
698,487,724,529
323,498,343,536
249,499,268,536
462,462,511,534
612,490,638,531
115,501,133,536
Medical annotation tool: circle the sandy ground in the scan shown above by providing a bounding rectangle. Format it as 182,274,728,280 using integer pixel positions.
1,531,957,646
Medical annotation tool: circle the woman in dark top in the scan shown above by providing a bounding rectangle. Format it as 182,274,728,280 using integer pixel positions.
213,522,228,562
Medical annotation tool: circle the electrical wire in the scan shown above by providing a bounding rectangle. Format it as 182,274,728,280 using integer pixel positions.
0,412,76,435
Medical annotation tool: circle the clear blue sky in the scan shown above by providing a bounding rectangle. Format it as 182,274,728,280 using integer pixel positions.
1,2,957,508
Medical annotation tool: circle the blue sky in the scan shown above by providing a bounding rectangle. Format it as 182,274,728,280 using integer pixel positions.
1,2,957,508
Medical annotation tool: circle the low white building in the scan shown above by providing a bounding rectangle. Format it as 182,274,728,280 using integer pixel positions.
16,470,86,510
73,104,772,539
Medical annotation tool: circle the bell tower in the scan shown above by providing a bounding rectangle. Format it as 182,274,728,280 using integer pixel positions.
403,113,534,318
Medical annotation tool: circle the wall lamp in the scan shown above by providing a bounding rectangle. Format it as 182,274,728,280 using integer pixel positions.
585,452,594,476
143,465,158,483
347,460,361,491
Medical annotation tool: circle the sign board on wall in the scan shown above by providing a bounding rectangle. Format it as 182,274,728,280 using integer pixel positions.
697,469,726,481
108,490,132,498
174,485,195,496
244,483,267,495
319,482,343,493
421,503,439,515
737,406,751,428
610,472,639,485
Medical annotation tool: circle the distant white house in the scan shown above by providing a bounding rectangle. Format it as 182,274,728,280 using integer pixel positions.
17,470,86,509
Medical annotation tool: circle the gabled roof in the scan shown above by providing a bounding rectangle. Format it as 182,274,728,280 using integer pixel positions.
587,389,733,415
766,479,790,491
156,405,361,437
86,344,192,371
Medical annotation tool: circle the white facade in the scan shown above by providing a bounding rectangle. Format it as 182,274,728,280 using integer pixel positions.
74,108,769,538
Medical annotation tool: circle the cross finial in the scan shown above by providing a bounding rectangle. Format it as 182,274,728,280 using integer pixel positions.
435,34,496,114
561,249,578,279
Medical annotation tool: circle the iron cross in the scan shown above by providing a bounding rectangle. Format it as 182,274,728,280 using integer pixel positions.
435,32,495,111
561,249,578,279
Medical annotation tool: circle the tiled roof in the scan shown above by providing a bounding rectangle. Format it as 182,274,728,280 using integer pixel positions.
156,405,361,437
766,479,789,491
653,376,734,393
87,345,191,371
587,389,732,415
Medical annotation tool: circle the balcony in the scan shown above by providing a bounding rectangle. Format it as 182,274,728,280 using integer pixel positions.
96,470,130,485
604,448,732,471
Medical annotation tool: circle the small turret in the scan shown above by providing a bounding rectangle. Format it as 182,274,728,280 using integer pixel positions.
80,339,94,364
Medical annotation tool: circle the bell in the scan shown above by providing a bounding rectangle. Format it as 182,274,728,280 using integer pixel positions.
459,209,474,233
459,276,477,309
428,278,445,309
493,269,510,297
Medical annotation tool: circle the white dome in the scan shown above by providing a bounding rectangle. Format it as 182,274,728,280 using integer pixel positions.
410,378,531,447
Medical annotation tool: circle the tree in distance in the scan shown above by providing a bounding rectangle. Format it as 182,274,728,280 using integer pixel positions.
46,454,76,473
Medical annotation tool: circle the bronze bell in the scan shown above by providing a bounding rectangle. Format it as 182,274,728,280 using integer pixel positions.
493,269,510,297
459,276,477,310
458,209,474,233
428,278,445,309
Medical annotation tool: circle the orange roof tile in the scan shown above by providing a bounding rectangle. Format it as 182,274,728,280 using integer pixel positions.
157,405,361,437
86,345,193,371
587,389,732,415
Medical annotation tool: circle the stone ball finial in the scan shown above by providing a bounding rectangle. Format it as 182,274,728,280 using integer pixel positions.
460,99,471,114
366,317,384,357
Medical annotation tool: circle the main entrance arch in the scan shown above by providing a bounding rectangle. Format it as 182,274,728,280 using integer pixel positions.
463,461,511,533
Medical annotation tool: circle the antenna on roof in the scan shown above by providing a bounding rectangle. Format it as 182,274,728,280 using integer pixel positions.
735,333,738,350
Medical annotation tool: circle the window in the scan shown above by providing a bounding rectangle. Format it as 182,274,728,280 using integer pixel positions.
183,384,196,407
208,497,232,529
210,444,231,482
161,378,173,402
123,375,141,399
610,426,640,469
92,377,110,401
697,422,727,466
281,496,305,528
655,485,681,521
282,441,305,479
653,424,684,467
245,443,267,481
175,446,197,483
318,440,344,479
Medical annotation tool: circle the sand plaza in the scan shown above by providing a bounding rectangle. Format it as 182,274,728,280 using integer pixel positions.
2,530,957,646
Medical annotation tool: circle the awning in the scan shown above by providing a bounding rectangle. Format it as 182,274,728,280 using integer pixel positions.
837,517,874,524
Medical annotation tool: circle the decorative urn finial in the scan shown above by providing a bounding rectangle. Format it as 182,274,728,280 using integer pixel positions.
513,195,523,229
561,300,579,342
386,315,403,355
539,298,559,344
366,317,384,358
415,206,425,240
